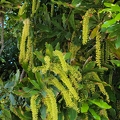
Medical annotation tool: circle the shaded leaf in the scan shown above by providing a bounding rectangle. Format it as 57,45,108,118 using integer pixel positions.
2,109,12,120
115,36,120,49
110,60,120,67
68,108,77,120
72,0,82,7
9,93,16,105
69,11,76,30
30,79,40,90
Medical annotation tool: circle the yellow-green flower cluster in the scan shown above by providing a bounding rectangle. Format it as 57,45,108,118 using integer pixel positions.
31,0,40,17
87,81,95,94
44,89,58,120
100,109,109,119
96,31,101,67
82,9,91,45
97,83,109,102
32,56,50,74
51,64,79,101
32,0,36,15
67,64,82,82
18,2,27,16
19,18,30,63
53,50,67,72
30,95,38,120
51,77,79,112
69,42,80,60
24,36,33,64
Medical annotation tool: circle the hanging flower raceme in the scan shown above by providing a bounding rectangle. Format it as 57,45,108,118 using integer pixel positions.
19,18,30,63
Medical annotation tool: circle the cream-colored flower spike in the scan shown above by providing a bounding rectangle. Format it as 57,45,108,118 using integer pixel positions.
82,9,95,45
19,18,30,63
30,95,38,120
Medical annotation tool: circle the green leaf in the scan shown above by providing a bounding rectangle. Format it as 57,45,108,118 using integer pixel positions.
10,106,31,120
0,78,3,86
30,80,40,90
39,25,51,32
9,93,16,106
89,99,111,109
68,108,77,120
90,26,99,39
40,105,47,120
55,42,60,50
0,57,6,63
22,87,39,96
99,8,112,13
115,13,120,21
81,102,89,113
69,11,76,30
104,3,115,7
58,112,64,120
89,108,100,120
83,61,95,72
94,0,99,4
14,69,20,82
34,51,45,63
45,43,53,58
4,81,15,89
104,3,120,12
102,19,116,28
64,52,71,60
52,20,63,30
72,0,82,7
35,72,44,89
110,60,120,67
115,36,120,49
108,108,116,118
14,90,30,98
62,13,66,28
2,109,12,120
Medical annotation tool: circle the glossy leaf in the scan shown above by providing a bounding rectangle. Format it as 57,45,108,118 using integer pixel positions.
64,52,71,60
81,102,89,113
89,108,101,120
89,99,111,109
104,3,116,7
115,13,120,21
102,19,116,28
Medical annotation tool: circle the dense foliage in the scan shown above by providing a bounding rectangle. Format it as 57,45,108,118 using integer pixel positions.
0,0,120,120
